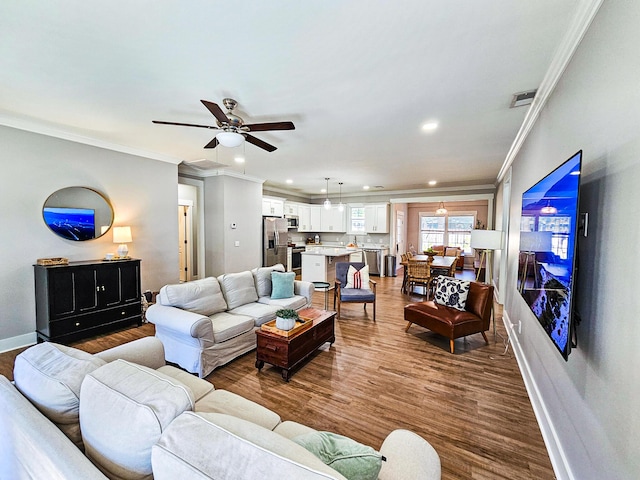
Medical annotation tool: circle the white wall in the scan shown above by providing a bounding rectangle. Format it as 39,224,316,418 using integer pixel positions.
501,0,640,477
204,174,262,276
0,126,179,350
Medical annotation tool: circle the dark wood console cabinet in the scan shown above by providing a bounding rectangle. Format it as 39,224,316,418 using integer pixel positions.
34,259,142,343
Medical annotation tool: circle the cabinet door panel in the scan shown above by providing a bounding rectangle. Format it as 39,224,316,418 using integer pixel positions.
120,263,140,303
49,270,75,318
74,268,98,312
97,266,122,307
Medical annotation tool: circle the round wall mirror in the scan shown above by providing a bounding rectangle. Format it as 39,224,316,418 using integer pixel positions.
43,187,114,241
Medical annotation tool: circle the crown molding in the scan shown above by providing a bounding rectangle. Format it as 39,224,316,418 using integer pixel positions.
0,114,183,164
496,0,604,183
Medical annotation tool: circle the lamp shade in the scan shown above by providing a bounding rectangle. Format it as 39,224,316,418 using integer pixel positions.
470,229,503,250
216,131,245,147
112,226,132,244
520,231,552,252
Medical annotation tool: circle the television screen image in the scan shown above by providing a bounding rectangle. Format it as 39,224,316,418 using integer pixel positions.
43,207,96,241
518,150,582,360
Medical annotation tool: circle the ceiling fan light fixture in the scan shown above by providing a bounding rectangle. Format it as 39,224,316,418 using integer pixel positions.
216,131,245,148
436,201,447,215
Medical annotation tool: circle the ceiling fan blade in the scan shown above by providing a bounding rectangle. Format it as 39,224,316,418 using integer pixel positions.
201,100,229,124
245,134,277,152
152,120,218,129
203,137,219,149
243,121,295,132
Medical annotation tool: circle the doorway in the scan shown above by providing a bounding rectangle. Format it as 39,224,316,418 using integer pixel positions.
178,200,193,282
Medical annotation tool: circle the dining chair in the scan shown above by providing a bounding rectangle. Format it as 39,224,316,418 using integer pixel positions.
406,260,432,297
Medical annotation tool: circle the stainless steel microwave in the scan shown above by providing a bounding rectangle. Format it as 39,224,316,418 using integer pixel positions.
286,216,298,229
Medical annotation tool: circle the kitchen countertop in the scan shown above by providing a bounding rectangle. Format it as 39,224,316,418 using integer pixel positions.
301,247,361,257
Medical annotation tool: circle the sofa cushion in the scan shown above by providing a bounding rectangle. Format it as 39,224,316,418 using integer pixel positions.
293,431,384,480
160,277,227,316
0,375,109,480
218,271,259,309
252,264,285,297
80,360,194,480
271,271,295,299
194,389,281,431
434,277,470,311
152,412,347,480
13,342,107,449
228,302,279,327
258,294,308,310
209,311,255,343
156,365,214,402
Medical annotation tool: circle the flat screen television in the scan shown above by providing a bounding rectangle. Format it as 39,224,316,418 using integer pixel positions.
518,150,582,360
43,207,96,241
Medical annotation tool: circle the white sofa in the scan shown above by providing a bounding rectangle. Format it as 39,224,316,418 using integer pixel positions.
1,337,442,480
147,264,315,377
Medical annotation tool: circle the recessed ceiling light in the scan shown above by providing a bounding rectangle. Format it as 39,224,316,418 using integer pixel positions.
428,180,437,186
422,122,439,131
234,156,245,164
285,179,293,184
363,185,370,190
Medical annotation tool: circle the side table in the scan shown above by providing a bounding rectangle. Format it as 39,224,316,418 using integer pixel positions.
312,281,330,310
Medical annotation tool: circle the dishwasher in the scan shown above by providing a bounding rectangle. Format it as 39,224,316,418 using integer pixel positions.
364,249,381,275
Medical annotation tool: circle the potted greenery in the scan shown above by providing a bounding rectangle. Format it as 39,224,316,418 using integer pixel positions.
275,308,299,331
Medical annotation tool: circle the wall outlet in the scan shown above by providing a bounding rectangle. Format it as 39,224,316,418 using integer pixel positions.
234,240,240,247
518,321,522,335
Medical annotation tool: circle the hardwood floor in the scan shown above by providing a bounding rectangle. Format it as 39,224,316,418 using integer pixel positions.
0,272,555,480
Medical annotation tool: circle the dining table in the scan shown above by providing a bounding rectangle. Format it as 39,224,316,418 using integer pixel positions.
401,255,458,294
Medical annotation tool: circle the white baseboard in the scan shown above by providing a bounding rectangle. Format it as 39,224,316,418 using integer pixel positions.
502,310,573,480
0,332,37,354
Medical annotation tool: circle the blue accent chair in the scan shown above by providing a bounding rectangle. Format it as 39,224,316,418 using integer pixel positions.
333,262,376,321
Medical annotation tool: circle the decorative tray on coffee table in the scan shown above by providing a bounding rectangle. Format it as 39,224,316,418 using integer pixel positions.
260,319,313,337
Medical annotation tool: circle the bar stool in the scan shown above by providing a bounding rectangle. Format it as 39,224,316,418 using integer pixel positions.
311,281,330,310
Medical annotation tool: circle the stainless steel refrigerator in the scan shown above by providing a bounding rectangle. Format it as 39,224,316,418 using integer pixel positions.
263,217,288,267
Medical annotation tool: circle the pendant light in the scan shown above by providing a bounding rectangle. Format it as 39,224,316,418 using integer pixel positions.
338,182,344,212
540,200,557,215
323,178,332,209
436,201,447,215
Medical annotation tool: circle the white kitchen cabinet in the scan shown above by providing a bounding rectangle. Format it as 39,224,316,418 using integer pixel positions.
320,206,346,232
309,205,322,231
298,205,311,231
262,197,284,217
364,204,389,233
284,202,298,216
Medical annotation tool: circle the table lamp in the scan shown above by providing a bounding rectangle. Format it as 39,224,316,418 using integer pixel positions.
113,226,132,258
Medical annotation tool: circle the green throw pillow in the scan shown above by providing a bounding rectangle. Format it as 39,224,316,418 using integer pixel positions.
292,431,385,480
271,271,295,299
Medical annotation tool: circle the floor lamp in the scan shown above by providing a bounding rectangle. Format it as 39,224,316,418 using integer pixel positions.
470,229,503,335
518,231,553,293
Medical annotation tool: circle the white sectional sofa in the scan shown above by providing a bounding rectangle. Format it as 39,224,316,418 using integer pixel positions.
0,337,442,480
147,264,315,377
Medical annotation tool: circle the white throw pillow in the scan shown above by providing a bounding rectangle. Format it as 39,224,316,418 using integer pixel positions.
434,277,471,311
346,265,370,290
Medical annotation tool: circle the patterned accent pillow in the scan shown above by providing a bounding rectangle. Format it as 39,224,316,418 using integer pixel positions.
434,277,471,311
346,265,370,290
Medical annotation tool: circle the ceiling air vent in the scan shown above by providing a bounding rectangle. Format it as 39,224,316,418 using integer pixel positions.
510,89,537,108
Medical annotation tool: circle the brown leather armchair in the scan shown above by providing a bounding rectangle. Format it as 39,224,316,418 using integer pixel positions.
403,281,494,353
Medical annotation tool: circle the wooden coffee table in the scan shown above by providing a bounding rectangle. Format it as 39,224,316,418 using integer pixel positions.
255,309,336,381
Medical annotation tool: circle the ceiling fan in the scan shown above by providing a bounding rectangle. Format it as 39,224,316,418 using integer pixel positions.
152,98,295,152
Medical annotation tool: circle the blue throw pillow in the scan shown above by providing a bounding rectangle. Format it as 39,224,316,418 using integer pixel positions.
271,271,295,299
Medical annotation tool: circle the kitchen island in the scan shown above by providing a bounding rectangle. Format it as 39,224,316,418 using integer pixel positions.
301,247,361,285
